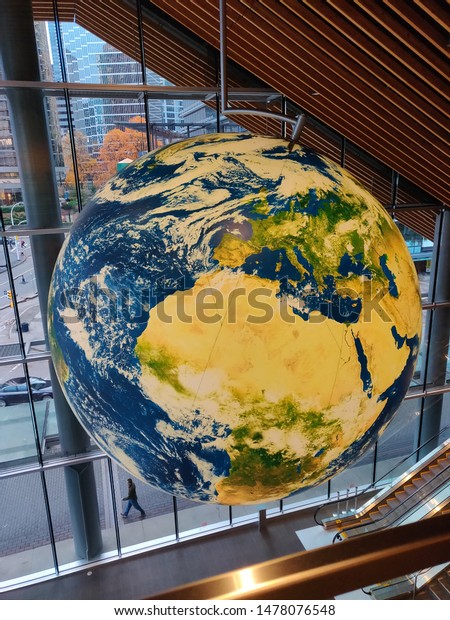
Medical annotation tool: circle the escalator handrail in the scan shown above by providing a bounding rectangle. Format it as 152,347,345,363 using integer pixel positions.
314,421,450,525
331,459,450,542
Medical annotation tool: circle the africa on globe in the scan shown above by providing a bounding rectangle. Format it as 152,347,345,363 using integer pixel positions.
48,133,422,504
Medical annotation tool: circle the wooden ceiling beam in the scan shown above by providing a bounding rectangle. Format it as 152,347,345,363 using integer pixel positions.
382,0,450,56
354,0,449,79
204,0,448,187
278,0,448,135
413,0,450,32
303,0,449,115
255,0,448,153
151,0,448,201
326,0,448,99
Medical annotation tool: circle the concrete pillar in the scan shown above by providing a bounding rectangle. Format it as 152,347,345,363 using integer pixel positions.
0,0,102,559
419,209,450,456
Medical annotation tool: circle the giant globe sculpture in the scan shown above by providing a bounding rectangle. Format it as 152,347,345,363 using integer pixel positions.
48,133,422,505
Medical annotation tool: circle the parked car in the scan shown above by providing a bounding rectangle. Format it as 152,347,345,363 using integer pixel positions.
0,376,51,390
0,383,53,407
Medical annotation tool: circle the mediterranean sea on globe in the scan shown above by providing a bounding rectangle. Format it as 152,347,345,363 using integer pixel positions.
48,133,422,505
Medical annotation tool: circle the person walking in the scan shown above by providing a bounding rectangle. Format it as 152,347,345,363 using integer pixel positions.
121,478,146,518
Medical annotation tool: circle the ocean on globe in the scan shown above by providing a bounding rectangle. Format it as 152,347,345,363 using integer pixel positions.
48,133,422,505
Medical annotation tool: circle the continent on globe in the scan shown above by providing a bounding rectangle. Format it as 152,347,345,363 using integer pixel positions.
48,133,422,504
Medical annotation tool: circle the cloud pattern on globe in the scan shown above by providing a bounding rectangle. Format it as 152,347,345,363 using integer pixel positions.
49,133,422,504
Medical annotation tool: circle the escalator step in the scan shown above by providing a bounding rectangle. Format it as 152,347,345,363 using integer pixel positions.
414,590,433,600
437,576,450,596
403,484,415,495
386,498,400,508
431,461,447,471
394,491,407,500
428,582,449,600
359,517,372,525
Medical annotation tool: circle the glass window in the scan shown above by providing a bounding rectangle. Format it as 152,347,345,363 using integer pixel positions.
49,18,142,86
45,460,117,571
330,446,375,497
395,221,433,286
345,142,393,207
296,113,343,164
68,95,147,202
113,464,176,552
397,174,437,207
282,481,329,510
0,233,62,358
177,497,230,538
0,472,56,587
142,14,217,88
421,307,450,390
26,359,56,458
440,390,450,433
148,98,216,146
410,309,428,388
0,364,41,469
374,399,421,484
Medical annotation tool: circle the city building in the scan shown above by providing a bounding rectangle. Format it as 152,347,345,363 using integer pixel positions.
0,0,448,601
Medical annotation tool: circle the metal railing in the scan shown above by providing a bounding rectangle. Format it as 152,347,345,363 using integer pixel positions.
332,460,450,542
314,422,450,526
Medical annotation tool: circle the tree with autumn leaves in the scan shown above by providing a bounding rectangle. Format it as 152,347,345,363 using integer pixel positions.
62,117,146,193
62,130,97,189
94,116,146,186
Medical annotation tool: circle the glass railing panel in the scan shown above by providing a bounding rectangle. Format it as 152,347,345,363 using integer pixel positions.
231,504,259,524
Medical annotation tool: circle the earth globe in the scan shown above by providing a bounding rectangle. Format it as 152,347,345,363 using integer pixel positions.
48,133,422,505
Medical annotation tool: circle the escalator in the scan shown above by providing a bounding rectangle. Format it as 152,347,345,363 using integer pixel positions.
413,566,450,600
315,437,450,536
319,438,450,599
330,441,450,541
368,563,450,600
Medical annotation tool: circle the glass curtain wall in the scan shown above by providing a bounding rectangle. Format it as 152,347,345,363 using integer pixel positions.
0,0,449,591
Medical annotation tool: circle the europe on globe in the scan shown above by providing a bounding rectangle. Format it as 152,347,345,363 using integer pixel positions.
48,133,422,504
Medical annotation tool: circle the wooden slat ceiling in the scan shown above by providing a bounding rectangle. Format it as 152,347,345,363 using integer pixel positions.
31,0,448,240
